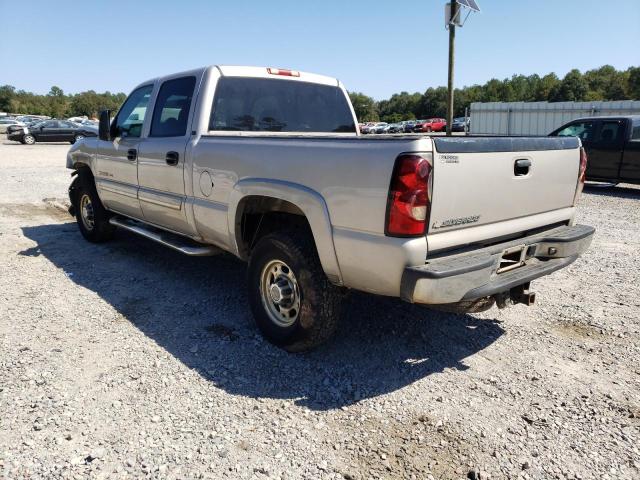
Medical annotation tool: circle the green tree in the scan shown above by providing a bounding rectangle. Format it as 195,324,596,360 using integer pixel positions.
625,67,640,100
584,65,628,100
419,87,448,118
534,73,561,101
46,86,68,118
378,91,422,122
553,69,588,102
348,92,378,122
0,85,16,112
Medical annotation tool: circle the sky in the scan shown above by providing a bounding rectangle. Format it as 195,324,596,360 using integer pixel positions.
0,0,638,100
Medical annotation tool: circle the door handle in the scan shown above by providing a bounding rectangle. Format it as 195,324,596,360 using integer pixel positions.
127,149,137,161
514,158,531,176
165,151,179,166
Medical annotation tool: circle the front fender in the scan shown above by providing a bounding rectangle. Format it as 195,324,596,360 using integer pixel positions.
228,178,343,285
66,137,97,170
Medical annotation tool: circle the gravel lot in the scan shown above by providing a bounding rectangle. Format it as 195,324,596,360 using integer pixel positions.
0,138,639,480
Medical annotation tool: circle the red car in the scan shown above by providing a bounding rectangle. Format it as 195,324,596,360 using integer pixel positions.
413,118,447,133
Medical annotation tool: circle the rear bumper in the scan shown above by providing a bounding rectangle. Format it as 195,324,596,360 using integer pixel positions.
401,224,595,305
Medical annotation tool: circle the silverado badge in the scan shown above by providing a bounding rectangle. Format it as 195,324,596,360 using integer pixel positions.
432,215,481,229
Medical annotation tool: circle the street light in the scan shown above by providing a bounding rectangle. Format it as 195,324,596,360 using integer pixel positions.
445,0,480,136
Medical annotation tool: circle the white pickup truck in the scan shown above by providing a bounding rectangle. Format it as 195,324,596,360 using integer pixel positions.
67,65,594,351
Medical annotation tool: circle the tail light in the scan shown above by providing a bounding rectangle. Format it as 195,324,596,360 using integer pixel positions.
573,147,588,205
385,154,432,237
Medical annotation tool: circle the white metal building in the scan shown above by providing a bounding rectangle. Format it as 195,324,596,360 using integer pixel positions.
469,100,640,135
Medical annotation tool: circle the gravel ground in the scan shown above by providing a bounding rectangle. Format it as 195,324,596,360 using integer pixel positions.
0,138,638,480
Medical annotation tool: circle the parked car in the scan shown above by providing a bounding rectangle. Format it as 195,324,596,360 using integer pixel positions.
6,119,42,135
67,116,89,123
414,118,447,133
370,122,388,134
0,118,24,133
16,115,49,124
386,123,404,133
451,117,470,132
549,116,640,185
7,119,97,144
66,65,594,352
359,122,375,134
401,120,417,133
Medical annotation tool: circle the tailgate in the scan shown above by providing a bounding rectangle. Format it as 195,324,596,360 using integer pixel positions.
428,136,580,233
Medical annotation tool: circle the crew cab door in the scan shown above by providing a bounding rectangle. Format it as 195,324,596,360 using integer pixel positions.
137,75,198,235
619,121,640,183
96,84,153,219
587,120,625,181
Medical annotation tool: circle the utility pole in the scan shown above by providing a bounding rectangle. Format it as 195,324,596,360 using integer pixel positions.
446,0,457,136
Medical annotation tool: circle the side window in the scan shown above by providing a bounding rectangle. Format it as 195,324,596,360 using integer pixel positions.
555,121,594,142
43,121,58,129
114,85,153,138
631,125,640,141
595,121,623,144
150,76,196,137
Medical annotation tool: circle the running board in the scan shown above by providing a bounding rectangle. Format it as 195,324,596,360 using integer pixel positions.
109,216,221,256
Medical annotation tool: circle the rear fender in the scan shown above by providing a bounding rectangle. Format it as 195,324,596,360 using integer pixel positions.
228,179,343,285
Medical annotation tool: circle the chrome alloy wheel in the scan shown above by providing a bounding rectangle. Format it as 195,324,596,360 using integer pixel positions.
79,194,95,231
260,259,301,327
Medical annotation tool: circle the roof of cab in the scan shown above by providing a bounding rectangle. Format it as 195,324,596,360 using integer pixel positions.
131,65,342,94
215,65,340,87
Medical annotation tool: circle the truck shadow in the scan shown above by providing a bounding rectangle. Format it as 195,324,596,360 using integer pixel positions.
584,184,640,199
21,222,504,411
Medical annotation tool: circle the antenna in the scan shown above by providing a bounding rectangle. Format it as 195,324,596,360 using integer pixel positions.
444,0,480,135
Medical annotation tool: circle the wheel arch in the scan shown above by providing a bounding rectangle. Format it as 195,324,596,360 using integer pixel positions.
228,179,343,285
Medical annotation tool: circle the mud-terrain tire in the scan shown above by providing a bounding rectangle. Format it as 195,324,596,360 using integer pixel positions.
73,172,115,243
247,230,342,352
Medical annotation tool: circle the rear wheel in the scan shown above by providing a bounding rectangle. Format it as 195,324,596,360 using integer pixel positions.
247,230,343,352
73,173,115,243
23,134,35,145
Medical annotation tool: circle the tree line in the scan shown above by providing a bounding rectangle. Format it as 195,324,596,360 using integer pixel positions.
0,85,127,119
350,65,640,123
1,64,638,122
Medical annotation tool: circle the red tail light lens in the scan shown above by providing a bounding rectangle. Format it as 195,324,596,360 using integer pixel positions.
573,147,588,205
385,154,432,237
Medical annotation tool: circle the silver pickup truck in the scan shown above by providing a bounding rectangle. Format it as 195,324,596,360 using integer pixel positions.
67,65,595,351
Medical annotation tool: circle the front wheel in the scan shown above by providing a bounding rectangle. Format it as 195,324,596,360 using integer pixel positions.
73,173,115,243
70,134,84,144
23,134,36,145
247,230,343,352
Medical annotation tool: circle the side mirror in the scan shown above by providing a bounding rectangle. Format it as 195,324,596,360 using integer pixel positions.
98,110,112,141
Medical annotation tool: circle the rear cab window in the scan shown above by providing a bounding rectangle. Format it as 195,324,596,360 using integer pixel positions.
554,121,595,142
209,77,356,134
